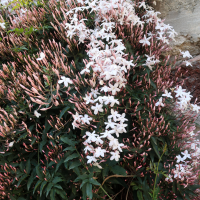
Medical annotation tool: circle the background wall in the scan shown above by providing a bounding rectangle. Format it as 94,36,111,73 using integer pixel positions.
153,0,200,57
152,0,200,133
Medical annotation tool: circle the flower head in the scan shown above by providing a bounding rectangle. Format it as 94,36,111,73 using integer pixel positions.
34,110,41,118
36,52,45,60
58,76,73,87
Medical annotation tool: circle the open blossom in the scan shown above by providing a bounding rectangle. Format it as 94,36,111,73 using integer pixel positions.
58,76,73,87
180,50,192,58
139,35,151,46
155,97,164,107
91,103,104,115
174,86,186,98
81,114,92,124
72,112,83,123
0,22,6,29
162,90,173,98
110,151,120,161
108,109,121,122
34,110,41,118
94,147,106,157
8,141,14,147
86,155,97,164
36,52,45,60
181,150,191,160
176,155,185,163
191,104,200,113
184,61,192,67
85,131,98,143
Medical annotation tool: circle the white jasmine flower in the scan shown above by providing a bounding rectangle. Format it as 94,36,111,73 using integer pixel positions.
109,138,124,152
58,76,73,87
108,82,120,95
174,86,186,98
181,150,191,160
34,110,41,118
84,145,94,154
191,104,200,113
91,103,104,115
165,174,173,182
95,136,104,145
180,50,192,59
99,80,104,85
155,97,164,107
93,162,102,169
110,151,120,161
72,112,83,123
168,29,178,40
0,22,6,29
36,52,45,60
108,109,121,122
85,131,98,143
81,114,92,124
117,122,127,133
8,141,14,147
104,119,117,129
139,1,146,9
94,147,106,157
174,171,181,179
83,94,94,104
176,155,184,163
102,96,119,107
162,90,173,98
139,35,151,46
189,131,195,136
100,85,111,93
100,130,115,139
86,155,97,164
184,61,192,67
90,88,100,98
191,143,196,150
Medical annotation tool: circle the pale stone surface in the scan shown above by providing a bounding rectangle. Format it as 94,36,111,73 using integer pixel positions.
153,0,200,57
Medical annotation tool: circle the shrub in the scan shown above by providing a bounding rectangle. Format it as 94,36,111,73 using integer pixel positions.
0,0,199,199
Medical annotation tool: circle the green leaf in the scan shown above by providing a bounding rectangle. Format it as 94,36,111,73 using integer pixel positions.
9,196,16,200
63,146,76,151
137,190,143,200
36,165,44,179
55,188,68,199
26,159,31,174
69,160,81,170
40,181,47,197
86,183,93,200
59,106,70,119
54,184,63,190
80,179,89,189
16,174,27,188
50,188,56,200
39,140,47,152
55,158,64,172
74,174,88,182
110,165,127,176
52,177,63,184
150,79,157,90
31,137,37,145
60,137,77,146
64,153,79,162
27,171,36,190
33,179,42,194
46,183,54,197
89,178,100,186
150,138,160,159
102,167,109,178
